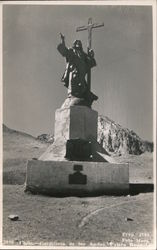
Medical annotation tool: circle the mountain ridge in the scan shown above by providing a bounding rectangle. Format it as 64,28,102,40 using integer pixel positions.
97,115,153,155
3,115,153,156
3,124,35,139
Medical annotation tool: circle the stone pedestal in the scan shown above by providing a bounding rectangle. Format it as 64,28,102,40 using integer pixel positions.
26,160,129,196
54,106,98,141
26,105,130,196
39,106,101,162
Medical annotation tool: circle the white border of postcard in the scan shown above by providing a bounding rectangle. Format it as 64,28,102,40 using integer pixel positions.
0,1,156,250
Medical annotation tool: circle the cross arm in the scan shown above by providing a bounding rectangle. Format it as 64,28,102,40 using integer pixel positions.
92,22,104,29
76,25,88,32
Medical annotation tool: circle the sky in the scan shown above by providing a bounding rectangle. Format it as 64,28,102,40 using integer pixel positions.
3,3,153,141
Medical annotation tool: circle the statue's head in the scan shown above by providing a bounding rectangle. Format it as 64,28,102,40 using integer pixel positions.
73,40,83,51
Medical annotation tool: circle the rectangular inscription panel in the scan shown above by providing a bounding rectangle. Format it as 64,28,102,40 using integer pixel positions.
69,164,87,185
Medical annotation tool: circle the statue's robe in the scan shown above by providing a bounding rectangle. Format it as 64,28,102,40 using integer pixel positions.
57,42,96,99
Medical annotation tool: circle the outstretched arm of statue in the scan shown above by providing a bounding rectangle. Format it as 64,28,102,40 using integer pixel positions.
57,33,69,57
60,33,65,45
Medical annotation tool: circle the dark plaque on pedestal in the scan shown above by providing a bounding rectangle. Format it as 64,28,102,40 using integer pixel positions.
65,139,92,161
69,165,87,185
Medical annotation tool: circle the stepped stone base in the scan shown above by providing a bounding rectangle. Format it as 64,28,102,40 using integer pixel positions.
39,137,112,162
25,160,129,196
27,105,129,196
39,105,112,162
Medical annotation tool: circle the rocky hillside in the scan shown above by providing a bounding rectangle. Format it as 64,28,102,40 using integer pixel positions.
97,116,153,155
3,124,49,161
3,124,49,184
3,124,35,138
37,134,54,143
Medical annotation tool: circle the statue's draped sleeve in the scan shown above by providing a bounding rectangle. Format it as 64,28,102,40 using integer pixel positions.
57,42,70,60
57,42,71,87
85,54,96,69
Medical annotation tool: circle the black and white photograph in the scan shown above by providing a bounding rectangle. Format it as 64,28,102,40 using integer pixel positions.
1,1,156,248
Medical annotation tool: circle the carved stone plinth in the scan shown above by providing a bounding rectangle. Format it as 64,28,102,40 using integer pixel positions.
25,160,129,196
39,106,101,161
26,105,130,196
54,106,98,141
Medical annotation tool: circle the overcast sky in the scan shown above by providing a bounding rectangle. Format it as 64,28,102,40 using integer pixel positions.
3,4,153,141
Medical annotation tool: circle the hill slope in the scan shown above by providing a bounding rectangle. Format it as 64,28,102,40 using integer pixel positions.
3,124,49,184
97,116,153,155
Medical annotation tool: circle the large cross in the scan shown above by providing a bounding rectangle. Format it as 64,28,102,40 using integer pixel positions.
76,17,104,50
76,18,104,91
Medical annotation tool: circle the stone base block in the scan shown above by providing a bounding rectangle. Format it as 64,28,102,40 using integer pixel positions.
25,160,129,196
54,106,98,141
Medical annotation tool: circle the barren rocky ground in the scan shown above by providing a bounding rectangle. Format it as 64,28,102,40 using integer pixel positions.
3,186,154,247
3,125,155,247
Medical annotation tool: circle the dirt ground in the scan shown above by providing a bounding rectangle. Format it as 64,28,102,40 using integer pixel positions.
3,185,154,247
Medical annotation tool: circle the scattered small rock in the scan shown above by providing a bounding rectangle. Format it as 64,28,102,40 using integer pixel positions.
81,201,88,207
37,134,54,143
8,214,19,221
125,217,133,221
